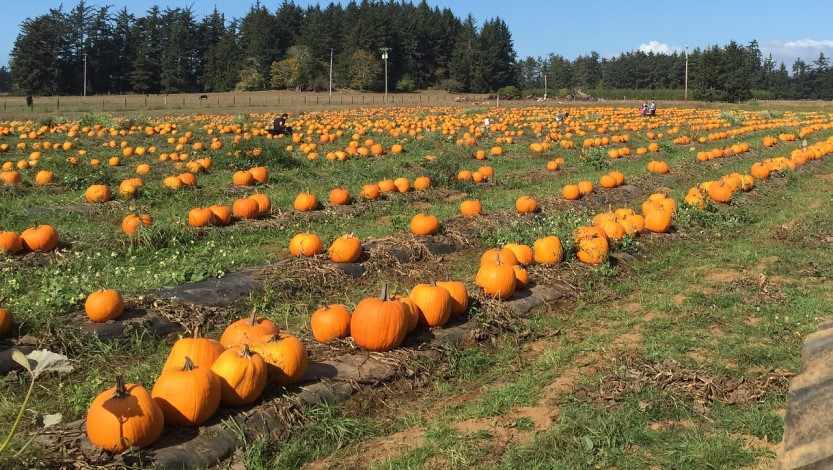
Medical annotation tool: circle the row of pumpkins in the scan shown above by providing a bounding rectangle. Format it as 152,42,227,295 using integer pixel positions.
84,280,469,453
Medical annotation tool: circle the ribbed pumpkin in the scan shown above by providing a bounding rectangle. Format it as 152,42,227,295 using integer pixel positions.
575,226,609,266
232,170,254,187
310,304,351,343
513,265,529,288
85,376,164,453
328,234,362,263
249,166,269,184
350,285,409,352
643,201,673,233
209,205,233,226
409,284,452,327
435,281,469,316
163,327,226,372
0,231,23,254
121,214,153,237
393,295,420,333
85,184,112,203
289,232,324,257
475,261,516,299
20,225,58,252
329,187,351,206
188,207,215,228
414,176,431,191
249,193,271,216
210,345,268,406
480,247,519,267
533,236,563,265
361,184,381,200
232,198,260,220
152,356,221,426
250,333,308,385
85,289,124,323
220,311,279,349
293,192,318,212
562,184,581,200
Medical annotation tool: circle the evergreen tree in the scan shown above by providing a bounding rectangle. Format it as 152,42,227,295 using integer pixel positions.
448,15,481,92
478,18,517,91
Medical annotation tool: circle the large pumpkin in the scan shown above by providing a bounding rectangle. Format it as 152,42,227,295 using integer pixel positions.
210,346,268,406
504,243,534,266
409,284,452,327
20,225,59,252
289,232,324,257
152,356,221,426
85,376,165,453
0,231,23,254
575,226,609,266
475,262,516,299
410,214,440,236
220,311,279,349
350,285,409,351
310,304,351,343
250,333,308,385
293,192,318,212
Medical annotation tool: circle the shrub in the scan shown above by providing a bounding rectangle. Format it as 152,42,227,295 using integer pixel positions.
496,85,521,99
440,79,465,93
396,76,416,93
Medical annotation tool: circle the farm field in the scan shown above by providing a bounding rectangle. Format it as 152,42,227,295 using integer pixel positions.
1,103,833,468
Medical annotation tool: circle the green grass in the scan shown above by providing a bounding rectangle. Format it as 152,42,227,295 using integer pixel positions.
2,105,833,466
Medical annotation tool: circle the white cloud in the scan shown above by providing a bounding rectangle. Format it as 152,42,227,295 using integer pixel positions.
638,41,677,55
764,38,833,65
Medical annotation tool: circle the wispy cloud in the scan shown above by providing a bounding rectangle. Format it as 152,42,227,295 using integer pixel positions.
764,38,833,65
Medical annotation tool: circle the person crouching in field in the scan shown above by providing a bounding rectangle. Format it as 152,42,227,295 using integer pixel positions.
269,113,293,136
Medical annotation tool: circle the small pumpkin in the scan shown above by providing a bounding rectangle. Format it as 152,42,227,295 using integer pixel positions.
459,200,482,217
248,193,272,216
232,170,255,187
249,166,269,184
575,226,609,266
328,234,362,263
250,333,308,385
85,289,124,323
310,304,351,343
414,176,431,191
480,247,519,267
121,214,153,237
289,232,324,257
329,187,351,206
562,184,581,200
210,345,268,406
513,265,529,288
350,285,409,352
294,192,318,212
515,196,539,214
152,356,221,426
220,311,279,349
361,184,381,200
86,376,164,453
475,261,516,299
232,197,260,220
410,214,440,236
85,184,112,203
533,236,563,265
0,231,23,254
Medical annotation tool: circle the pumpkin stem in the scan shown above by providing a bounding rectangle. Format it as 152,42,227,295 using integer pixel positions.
380,284,389,301
193,324,201,339
183,356,195,371
240,344,252,358
249,309,258,326
114,375,128,398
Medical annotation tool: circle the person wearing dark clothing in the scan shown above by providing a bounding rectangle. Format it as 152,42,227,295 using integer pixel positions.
26,95,33,110
270,113,292,136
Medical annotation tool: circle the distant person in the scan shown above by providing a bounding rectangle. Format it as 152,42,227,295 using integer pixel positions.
26,95,33,110
648,101,657,116
270,113,292,136
640,102,648,117
483,117,491,134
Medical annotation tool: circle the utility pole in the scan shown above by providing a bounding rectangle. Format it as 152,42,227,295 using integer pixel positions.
329,48,334,98
380,47,391,104
684,46,689,101
543,65,548,101
83,53,88,97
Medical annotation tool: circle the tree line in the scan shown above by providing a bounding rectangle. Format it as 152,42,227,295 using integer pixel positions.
5,1,833,102
7,0,515,96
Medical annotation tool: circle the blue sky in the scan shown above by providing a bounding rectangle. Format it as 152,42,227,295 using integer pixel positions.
2,0,833,68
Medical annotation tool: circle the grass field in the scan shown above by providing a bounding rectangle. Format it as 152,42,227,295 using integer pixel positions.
1,102,832,468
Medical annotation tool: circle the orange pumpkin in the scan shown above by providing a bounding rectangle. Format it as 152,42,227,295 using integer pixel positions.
289,232,324,257
310,304,351,342
163,328,226,372
350,285,409,352
20,225,59,252
85,289,124,323
328,234,362,263
86,376,164,453
232,198,260,220
515,196,539,214
410,214,440,236
250,333,308,385
210,345,268,406
409,284,452,327
0,231,23,254
533,236,563,265
435,281,469,316
152,356,221,426
329,187,351,206
504,243,534,266
475,261,516,299
293,192,318,212
188,207,216,228
459,199,482,217
220,311,279,349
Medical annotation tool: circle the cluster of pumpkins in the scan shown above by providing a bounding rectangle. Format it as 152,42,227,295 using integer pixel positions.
85,312,307,453
456,166,495,184
686,134,833,207
646,160,671,175
695,142,751,162
561,180,597,201
311,281,469,349
231,166,269,187
0,225,60,254
293,175,432,213
188,193,271,228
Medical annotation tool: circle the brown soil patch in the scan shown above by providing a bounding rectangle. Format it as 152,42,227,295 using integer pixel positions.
612,331,644,353
672,293,688,305
412,201,434,210
686,349,711,363
815,173,833,182
303,427,426,470
622,302,642,313
648,419,694,432
443,191,468,202
704,269,743,284
745,316,762,326
709,324,726,337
